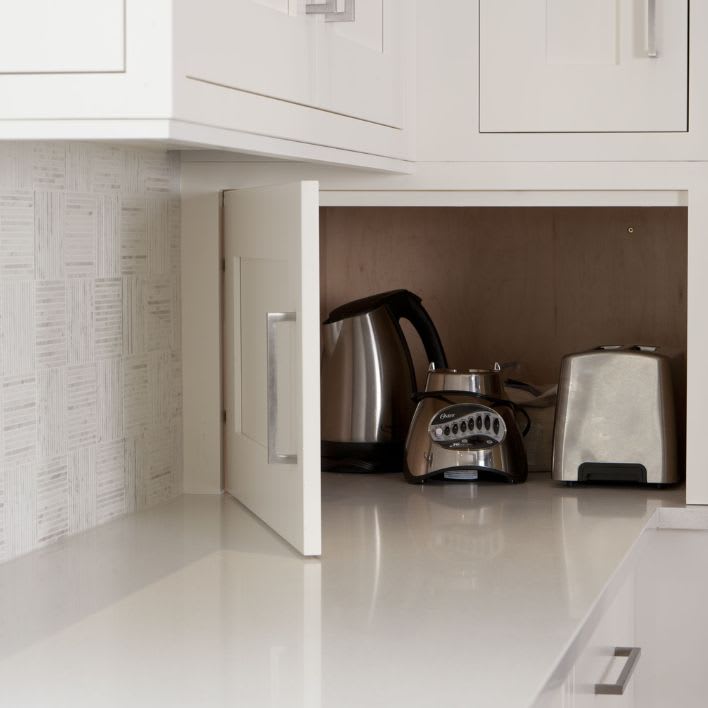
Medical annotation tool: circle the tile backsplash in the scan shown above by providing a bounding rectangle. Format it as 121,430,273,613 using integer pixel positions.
0,143,182,562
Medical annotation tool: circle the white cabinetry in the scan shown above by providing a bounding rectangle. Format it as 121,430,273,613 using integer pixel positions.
0,0,125,74
479,0,688,133
533,571,637,707
0,0,412,169
223,182,321,556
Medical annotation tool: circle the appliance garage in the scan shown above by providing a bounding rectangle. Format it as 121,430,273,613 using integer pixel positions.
315,205,687,488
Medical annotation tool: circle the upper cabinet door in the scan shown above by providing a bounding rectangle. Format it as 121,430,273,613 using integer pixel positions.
316,0,407,128
479,0,688,133
223,183,321,557
185,0,317,107
0,0,124,73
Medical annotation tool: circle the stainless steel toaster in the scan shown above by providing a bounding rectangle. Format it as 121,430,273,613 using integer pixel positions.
552,345,679,486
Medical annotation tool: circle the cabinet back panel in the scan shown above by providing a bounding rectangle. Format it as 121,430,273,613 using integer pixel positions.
319,207,687,390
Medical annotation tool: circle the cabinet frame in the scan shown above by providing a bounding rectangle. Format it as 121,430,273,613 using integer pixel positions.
181,157,708,506
416,0,708,162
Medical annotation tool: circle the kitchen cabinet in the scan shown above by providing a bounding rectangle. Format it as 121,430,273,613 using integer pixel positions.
222,183,321,556
0,0,124,74
479,0,688,133
534,525,708,708
183,0,405,130
0,0,412,169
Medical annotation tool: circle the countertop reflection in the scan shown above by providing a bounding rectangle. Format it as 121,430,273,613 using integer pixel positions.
0,474,683,708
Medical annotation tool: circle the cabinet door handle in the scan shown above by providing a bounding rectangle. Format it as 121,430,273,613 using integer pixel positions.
266,311,297,465
595,647,641,695
306,0,355,22
646,0,658,57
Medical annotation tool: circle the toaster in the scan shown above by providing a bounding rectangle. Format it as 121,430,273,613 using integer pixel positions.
552,345,679,486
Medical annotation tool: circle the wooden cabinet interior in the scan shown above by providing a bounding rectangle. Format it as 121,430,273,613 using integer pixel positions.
319,206,687,398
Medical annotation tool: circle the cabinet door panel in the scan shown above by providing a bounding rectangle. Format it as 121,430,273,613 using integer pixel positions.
316,0,406,128
223,183,321,556
0,0,124,73
185,0,317,107
479,0,688,133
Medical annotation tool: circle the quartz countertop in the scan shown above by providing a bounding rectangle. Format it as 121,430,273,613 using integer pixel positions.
0,474,684,708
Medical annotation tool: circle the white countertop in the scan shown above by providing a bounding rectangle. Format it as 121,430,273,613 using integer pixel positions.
0,474,684,708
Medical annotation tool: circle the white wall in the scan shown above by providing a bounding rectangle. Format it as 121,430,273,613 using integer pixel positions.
0,142,182,562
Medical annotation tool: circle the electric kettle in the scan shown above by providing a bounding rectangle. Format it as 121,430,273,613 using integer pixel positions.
321,289,448,472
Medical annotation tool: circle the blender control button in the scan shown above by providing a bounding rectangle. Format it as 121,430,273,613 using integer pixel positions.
444,426,451,436
460,421,467,433
452,423,458,434
435,428,443,438
493,419,500,434
484,415,491,430
476,415,483,429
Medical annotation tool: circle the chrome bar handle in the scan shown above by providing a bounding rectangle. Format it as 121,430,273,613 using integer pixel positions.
306,0,355,22
647,0,658,57
595,647,641,695
267,311,297,465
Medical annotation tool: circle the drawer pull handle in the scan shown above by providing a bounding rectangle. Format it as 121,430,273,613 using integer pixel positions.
595,646,641,695
306,0,355,22
646,0,658,57
266,311,297,465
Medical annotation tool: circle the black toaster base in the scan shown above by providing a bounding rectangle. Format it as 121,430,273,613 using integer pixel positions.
577,462,647,484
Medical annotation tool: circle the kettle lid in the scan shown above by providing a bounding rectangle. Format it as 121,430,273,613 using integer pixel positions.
324,289,420,324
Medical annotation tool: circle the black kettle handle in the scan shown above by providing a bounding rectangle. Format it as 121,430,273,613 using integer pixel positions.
387,291,448,369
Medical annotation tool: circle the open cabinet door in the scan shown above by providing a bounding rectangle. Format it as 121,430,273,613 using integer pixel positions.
223,182,321,556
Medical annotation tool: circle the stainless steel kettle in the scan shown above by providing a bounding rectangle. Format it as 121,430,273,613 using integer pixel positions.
321,290,448,472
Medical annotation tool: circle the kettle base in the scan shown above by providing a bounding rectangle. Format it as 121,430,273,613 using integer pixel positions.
321,440,404,474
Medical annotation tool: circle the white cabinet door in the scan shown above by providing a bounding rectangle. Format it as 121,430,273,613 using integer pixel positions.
185,0,317,108
223,183,321,556
0,0,124,73
479,0,688,133
316,0,406,128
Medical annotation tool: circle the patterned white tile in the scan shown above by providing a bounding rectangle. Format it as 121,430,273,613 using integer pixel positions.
5,463,37,557
36,368,66,459
67,279,94,364
97,357,123,443
27,144,66,191
145,278,173,352
123,437,138,514
94,278,122,359
64,194,98,278
67,143,123,194
0,280,35,376
34,191,63,280
0,192,34,279
1,375,36,463
168,198,180,274
138,425,174,509
122,276,144,355
96,440,125,523
0,142,181,563
98,195,120,278
120,197,147,275
148,199,169,276
35,281,67,369
66,365,97,449
68,445,96,533
0,469,5,562
139,152,176,194
36,456,68,546
123,354,152,438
